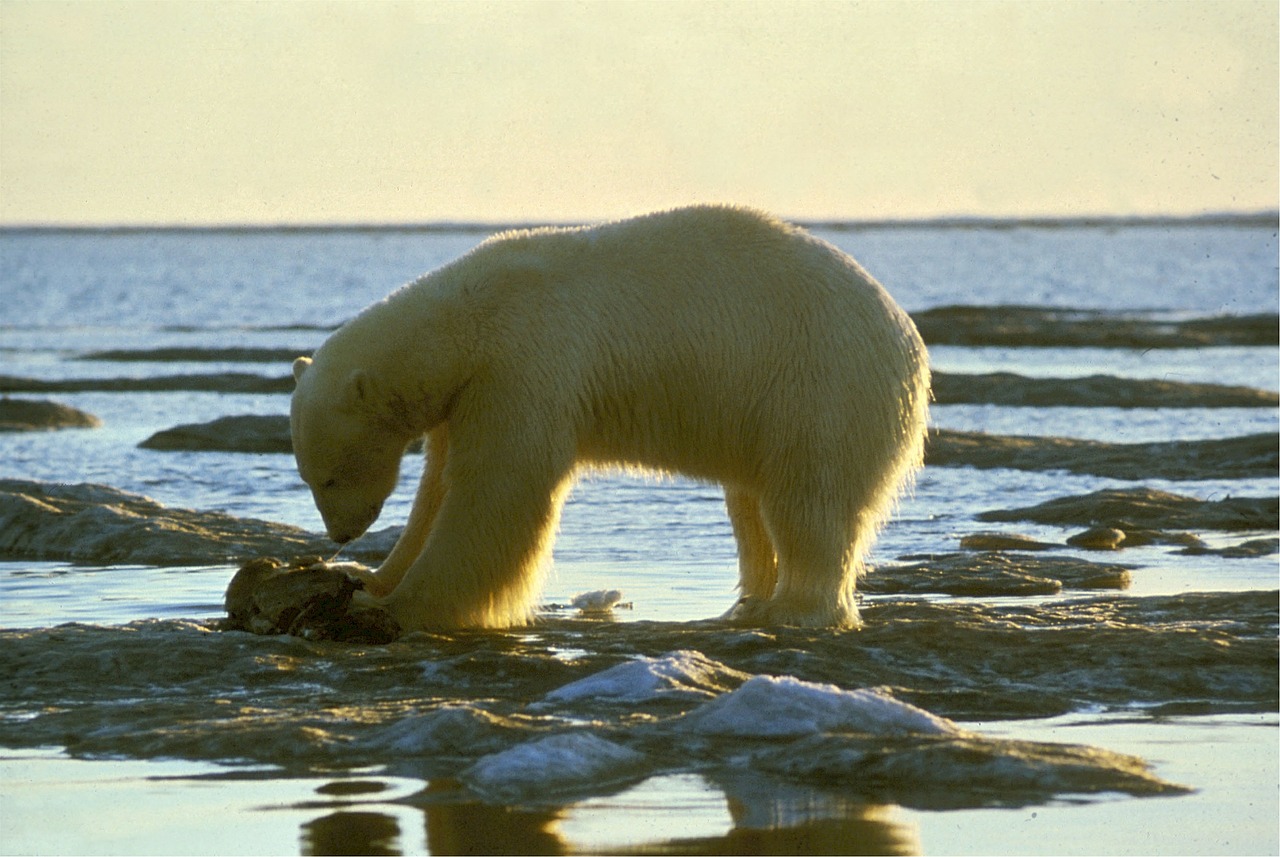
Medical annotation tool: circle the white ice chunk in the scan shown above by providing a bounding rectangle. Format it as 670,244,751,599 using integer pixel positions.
363,705,511,756
681,675,959,738
461,732,648,801
570,589,625,612
541,650,748,705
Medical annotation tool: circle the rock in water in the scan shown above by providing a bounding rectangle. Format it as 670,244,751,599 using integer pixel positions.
867,552,1132,596
910,305,1279,348
0,397,101,431
927,430,1278,481
1066,526,1127,550
224,556,400,643
139,414,293,453
959,532,1057,552
932,371,1279,408
980,487,1279,531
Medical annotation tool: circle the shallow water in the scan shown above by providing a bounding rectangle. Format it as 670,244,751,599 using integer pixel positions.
3,714,1275,856
1,220,1277,854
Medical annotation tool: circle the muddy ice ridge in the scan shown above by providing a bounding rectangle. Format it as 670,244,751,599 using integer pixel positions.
539,650,743,705
4,587,1273,808
0,479,398,566
677,675,957,739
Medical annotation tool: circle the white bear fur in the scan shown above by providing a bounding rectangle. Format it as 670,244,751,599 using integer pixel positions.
290,205,930,631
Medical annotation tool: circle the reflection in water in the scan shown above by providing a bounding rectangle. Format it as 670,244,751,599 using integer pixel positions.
711,773,919,856
297,775,919,856
424,801,565,855
640,816,917,856
301,810,401,856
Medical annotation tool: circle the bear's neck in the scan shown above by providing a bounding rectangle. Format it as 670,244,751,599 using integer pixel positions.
330,286,470,439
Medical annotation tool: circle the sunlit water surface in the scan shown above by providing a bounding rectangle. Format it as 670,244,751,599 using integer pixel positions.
1,221,1276,855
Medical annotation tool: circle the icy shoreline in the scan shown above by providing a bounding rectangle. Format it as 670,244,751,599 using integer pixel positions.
11,598,1270,807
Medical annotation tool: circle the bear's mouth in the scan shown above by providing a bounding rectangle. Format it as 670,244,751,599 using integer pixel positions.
324,501,383,544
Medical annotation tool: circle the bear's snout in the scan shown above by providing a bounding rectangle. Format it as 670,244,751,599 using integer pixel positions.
321,500,383,545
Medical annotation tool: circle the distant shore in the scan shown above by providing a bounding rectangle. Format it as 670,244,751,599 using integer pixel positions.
1,210,1276,235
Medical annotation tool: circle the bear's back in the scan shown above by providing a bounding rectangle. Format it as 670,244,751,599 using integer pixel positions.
456,206,921,393
447,206,925,480
471,205,895,333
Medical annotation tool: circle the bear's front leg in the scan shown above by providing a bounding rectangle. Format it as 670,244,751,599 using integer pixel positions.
380,427,576,630
364,426,449,598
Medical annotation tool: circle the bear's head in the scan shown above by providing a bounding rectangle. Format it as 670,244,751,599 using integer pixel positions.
290,355,405,544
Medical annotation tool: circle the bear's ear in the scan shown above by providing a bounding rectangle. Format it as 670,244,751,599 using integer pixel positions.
292,356,312,382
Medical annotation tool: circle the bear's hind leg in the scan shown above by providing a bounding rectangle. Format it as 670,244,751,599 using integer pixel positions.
724,487,778,603
744,495,861,629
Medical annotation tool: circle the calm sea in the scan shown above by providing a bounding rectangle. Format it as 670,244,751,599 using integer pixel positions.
1,218,1277,855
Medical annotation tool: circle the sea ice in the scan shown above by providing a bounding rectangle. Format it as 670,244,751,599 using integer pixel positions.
461,732,648,801
680,675,959,739
540,650,748,705
364,705,512,757
569,589,625,612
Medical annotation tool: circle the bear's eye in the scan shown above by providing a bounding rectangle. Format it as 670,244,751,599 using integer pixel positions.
320,478,338,490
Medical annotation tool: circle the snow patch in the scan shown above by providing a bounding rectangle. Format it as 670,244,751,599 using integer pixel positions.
365,706,512,756
461,732,648,801
680,675,959,738
541,650,747,705
570,589,625,612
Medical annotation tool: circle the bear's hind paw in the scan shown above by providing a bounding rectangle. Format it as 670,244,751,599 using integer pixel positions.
723,595,861,630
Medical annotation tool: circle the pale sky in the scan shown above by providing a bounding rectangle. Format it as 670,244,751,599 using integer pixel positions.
1,0,1276,225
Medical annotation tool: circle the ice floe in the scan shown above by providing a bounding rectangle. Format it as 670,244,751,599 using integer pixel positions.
751,732,1184,806
569,589,626,613
366,706,519,757
678,675,958,739
540,650,747,705
461,732,649,802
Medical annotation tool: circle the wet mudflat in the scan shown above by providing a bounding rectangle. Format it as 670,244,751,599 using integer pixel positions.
4,592,1273,795
1,587,1275,854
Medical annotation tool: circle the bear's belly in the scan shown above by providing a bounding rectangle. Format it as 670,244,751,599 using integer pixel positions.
575,396,765,484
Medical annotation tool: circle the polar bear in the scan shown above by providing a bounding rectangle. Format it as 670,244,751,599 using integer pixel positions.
290,205,929,631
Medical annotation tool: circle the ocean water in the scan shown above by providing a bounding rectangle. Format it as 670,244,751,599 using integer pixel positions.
1,219,1277,855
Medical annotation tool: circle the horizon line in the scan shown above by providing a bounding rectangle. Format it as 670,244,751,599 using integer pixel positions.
1,209,1276,234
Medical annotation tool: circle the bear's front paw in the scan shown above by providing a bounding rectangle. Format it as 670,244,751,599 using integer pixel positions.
338,564,397,599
